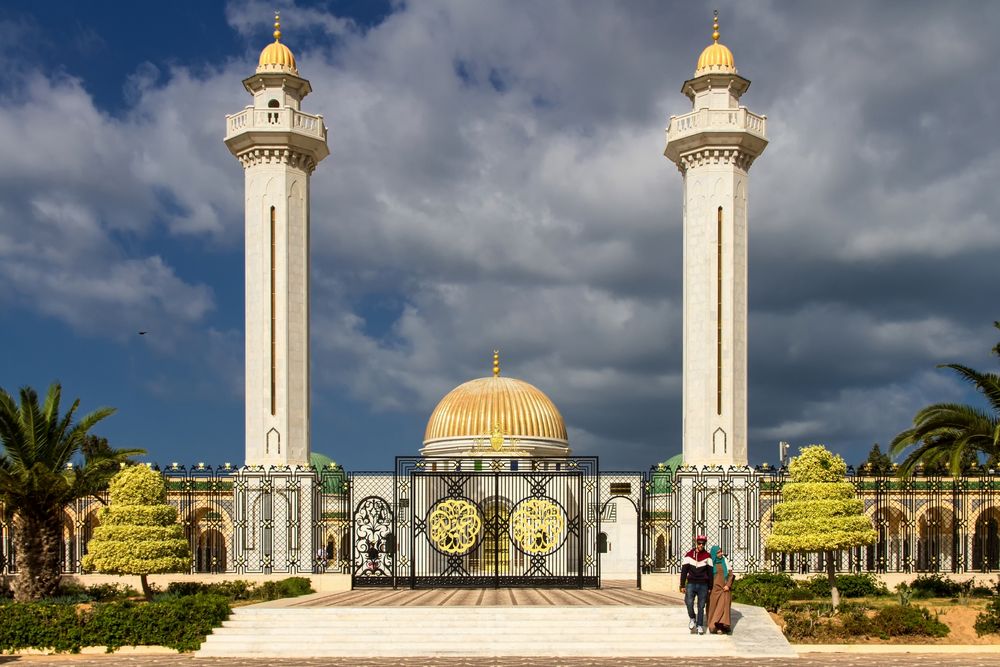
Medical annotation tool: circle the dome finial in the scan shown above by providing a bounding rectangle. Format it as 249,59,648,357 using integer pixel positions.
273,11,282,42
712,9,720,43
492,349,500,377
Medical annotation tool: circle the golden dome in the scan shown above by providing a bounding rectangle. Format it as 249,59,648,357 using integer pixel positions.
257,13,298,75
694,11,736,76
424,353,568,445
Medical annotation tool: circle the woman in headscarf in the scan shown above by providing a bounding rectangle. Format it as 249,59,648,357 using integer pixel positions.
706,545,735,634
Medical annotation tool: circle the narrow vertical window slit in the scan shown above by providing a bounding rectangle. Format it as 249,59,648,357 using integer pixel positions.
717,206,723,416
270,206,276,416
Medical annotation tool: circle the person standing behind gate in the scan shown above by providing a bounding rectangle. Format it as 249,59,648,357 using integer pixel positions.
679,535,712,635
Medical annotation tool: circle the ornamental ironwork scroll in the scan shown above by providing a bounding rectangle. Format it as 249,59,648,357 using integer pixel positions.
509,497,567,555
427,498,482,555
353,495,393,578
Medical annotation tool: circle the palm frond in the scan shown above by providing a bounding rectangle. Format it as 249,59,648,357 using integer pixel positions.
940,364,1000,412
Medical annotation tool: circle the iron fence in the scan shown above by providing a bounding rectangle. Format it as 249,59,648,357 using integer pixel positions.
0,463,349,576
1,461,997,579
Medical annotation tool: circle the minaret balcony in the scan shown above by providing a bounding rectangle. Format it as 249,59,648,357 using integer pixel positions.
665,107,767,163
225,106,329,161
669,107,766,138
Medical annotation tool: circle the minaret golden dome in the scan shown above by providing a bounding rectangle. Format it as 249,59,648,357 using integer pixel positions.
695,10,736,76
257,12,298,75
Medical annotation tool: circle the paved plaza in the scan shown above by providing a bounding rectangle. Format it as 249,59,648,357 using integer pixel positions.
260,581,681,607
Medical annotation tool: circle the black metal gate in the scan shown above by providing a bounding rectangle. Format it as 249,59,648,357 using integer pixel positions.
350,457,600,588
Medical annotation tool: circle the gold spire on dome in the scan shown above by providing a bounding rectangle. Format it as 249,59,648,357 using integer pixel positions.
257,11,299,75
273,12,282,41
712,9,720,42
492,349,500,377
695,9,736,76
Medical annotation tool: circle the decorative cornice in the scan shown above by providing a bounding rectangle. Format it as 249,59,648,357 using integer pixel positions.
236,147,318,173
677,147,756,173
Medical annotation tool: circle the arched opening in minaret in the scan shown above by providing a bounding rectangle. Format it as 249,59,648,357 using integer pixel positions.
267,99,281,124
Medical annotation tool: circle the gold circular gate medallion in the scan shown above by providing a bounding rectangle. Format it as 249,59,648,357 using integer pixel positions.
428,498,482,555
509,498,566,555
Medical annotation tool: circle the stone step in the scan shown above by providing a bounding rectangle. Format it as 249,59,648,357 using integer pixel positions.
196,603,795,658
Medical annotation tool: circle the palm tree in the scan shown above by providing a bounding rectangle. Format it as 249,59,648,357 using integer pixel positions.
891,322,1000,476
0,383,142,601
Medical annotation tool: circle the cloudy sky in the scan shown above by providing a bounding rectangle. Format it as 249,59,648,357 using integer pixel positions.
1,0,997,471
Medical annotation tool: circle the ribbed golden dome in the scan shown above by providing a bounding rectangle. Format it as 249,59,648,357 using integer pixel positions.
257,13,298,75
695,42,736,74
694,11,736,76
424,375,568,444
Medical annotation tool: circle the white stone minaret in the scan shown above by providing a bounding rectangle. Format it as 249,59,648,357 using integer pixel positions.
225,14,329,467
664,12,767,467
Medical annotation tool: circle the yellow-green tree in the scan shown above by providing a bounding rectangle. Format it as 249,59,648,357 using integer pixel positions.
82,465,190,600
765,445,876,609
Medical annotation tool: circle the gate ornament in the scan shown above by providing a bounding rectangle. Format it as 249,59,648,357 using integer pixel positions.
428,498,482,555
509,498,566,555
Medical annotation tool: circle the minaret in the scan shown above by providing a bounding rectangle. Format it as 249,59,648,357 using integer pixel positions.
664,12,767,467
225,14,329,467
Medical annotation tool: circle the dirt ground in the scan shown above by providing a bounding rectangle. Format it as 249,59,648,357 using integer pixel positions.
771,600,1000,644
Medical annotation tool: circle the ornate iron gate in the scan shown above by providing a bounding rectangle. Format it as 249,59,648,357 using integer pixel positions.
350,457,600,588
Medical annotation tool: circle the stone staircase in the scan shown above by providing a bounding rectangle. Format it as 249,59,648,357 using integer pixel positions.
196,603,796,658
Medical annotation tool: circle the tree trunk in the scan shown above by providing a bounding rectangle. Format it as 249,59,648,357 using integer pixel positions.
140,574,153,601
825,550,840,611
11,510,63,601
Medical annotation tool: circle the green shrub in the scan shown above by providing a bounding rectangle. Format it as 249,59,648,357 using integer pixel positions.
0,594,230,653
88,594,230,652
257,576,313,600
781,603,948,641
207,580,257,600
970,585,995,598
732,583,790,612
165,578,310,602
975,597,1000,636
780,609,823,641
88,583,139,602
788,587,815,601
0,602,87,652
733,572,796,591
909,573,965,598
871,604,949,638
806,573,888,598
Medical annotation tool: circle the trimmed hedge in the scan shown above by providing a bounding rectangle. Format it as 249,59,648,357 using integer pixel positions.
165,576,313,601
732,572,796,611
806,573,889,598
0,594,230,653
